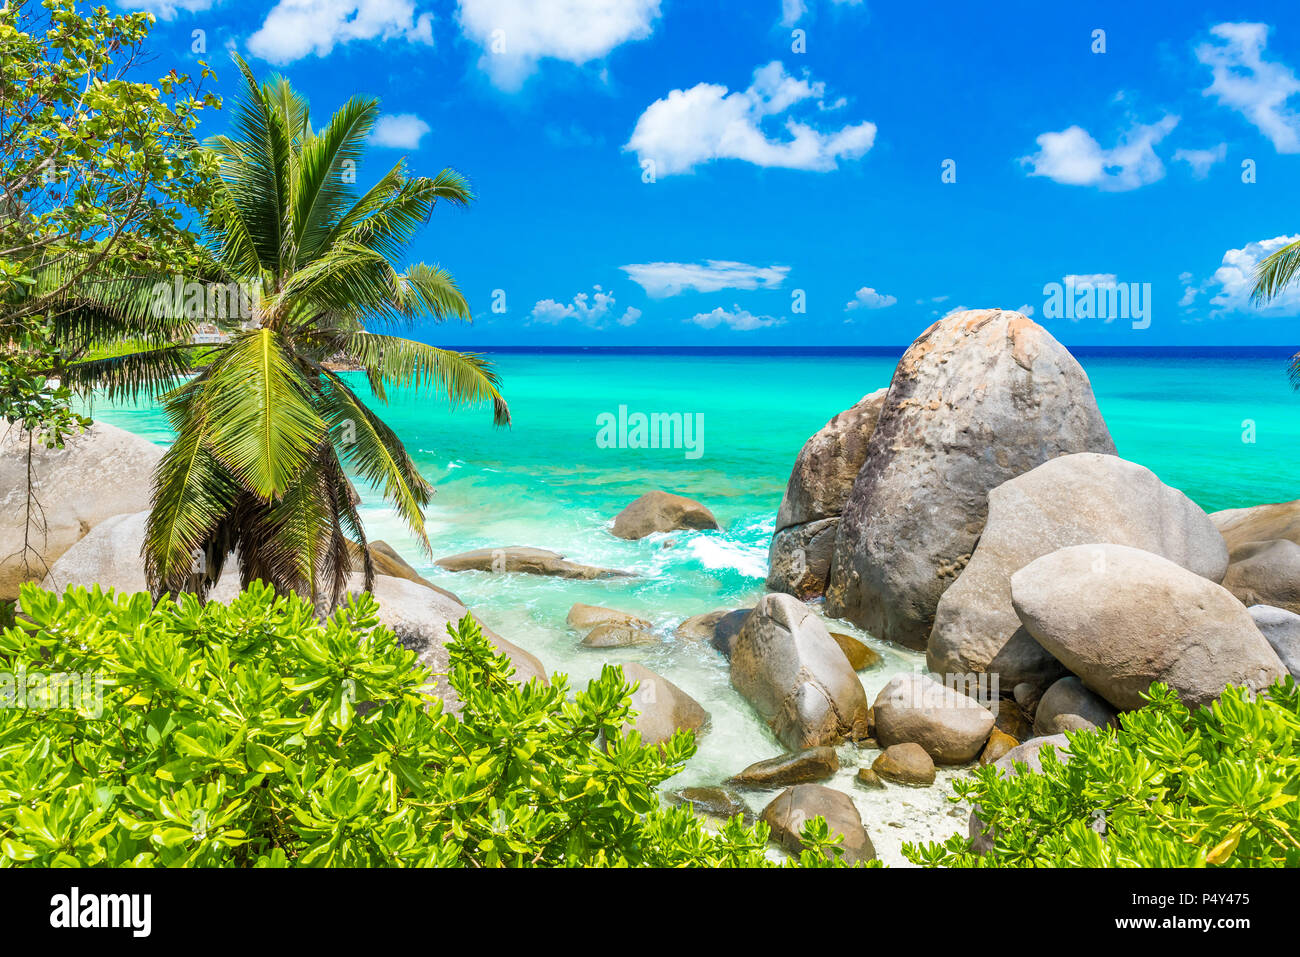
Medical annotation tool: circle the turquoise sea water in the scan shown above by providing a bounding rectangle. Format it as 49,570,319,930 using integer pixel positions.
84,349,1300,862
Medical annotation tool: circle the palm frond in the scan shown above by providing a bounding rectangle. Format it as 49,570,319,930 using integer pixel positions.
1251,238,1300,305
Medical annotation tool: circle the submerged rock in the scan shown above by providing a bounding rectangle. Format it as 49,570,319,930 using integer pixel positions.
665,786,750,823
726,746,840,789
825,309,1116,649
434,546,633,580
730,593,871,750
2,422,162,599
872,673,995,765
928,452,1228,690
567,602,652,631
760,784,876,865
767,389,888,599
1011,544,1286,710
610,490,719,540
581,623,659,648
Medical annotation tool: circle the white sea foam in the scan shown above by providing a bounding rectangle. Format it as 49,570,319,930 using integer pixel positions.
686,536,767,579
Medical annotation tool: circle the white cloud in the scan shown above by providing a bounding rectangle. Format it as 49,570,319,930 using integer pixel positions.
780,0,863,27
1064,273,1119,287
529,285,640,327
1020,115,1179,191
620,260,789,298
1016,303,1036,317
1197,22,1300,154
1188,234,1300,316
1173,143,1227,178
844,286,896,311
117,0,214,18
456,0,661,91
625,61,876,176
247,0,433,64
370,114,431,149
686,305,784,331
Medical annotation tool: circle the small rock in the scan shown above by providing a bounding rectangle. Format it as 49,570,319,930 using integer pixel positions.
855,767,886,789
979,728,1019,766
872,743,936,786
567,602,651,631
611,491,719,540
829,631,882,671
760,785,876,865
665,786,750,823
621,663,709,748
581,623,659,648
1033,676,1118,736
435,546,633,580
872,673,995,764
726,747,840,789
1248,605,1300,678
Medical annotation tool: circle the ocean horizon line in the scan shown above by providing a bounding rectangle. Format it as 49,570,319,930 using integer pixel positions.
436,344,1300,358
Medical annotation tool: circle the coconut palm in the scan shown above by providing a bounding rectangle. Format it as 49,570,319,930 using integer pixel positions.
46,57,508,610
1251,237,1300,384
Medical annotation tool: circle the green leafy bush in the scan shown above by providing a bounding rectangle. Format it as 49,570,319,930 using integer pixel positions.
904,680,1300,867
0,583,850,867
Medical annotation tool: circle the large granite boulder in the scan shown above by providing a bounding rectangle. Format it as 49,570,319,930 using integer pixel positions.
929,453,1227,689
1247,605,1300,678
730,593,871,750
434,546,632,579
1033,676,1118,736
1011,544,1286,710
760,784,876,865
825,310,1116,648
1211,499,1300,549
767,389,888,598
1220,539,1300,614
610,491,719,540
872,672,995,764
620,663,709,748
1,422,163,599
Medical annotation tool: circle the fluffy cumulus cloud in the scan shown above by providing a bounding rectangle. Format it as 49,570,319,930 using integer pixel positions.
247,0,433,64
456,0,661,91
1183,235,1300,316
1173,143,1227,179
620,260,789,298
844,286,896,311
1197,22,1300,154
1020,115,1179,191
370,114,431,149
625,61,876,176
686,305,784,332
116,0,215,19
529,286,640,327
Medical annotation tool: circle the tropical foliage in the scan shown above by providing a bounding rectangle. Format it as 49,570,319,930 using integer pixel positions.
903,680,1300,867
0,583,850,867
1251,236,1300,384
0,0,218,446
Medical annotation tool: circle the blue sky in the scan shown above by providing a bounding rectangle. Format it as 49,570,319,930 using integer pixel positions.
131,0,1300,346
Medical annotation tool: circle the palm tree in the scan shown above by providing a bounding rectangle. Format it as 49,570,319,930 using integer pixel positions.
47,57,508,610
1251,237,1300,384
